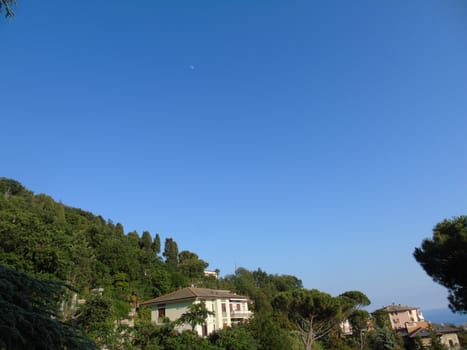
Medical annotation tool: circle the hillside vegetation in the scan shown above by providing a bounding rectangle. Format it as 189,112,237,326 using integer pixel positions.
0,178,381,350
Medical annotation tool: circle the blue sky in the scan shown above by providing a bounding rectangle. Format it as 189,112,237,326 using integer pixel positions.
2,0,467,313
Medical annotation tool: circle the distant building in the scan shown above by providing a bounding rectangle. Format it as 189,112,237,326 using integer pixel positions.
405,322,461,349
373,304,460,349
141,287,252,336
377,304,425,330
340,319,353,335
203,270,219,279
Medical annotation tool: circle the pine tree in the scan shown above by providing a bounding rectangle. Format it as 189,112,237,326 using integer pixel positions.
0,265,96,350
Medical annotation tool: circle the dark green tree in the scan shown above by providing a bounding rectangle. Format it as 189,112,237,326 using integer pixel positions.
178,250,209,284
0,1,15,18
76,294,112,335
132,310,174,350
75,293,130,349
166,330,220,350
163,238,179,271
141,231,152,250
366,327,404,350
341,309,370,350
0,178,28,196
414,216,467,313
0,265,96,350
175,302,214,332
152,233,161,255
272,288,368,350
209,324,258,350
248,311,292,350
339,290,371,309
372,309,392,329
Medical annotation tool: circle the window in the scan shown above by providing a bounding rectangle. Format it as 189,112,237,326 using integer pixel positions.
236,304,241,311
221,303,226,312
158,307,165,318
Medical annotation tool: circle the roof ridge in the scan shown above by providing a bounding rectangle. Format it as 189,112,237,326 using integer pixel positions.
141,286,251,305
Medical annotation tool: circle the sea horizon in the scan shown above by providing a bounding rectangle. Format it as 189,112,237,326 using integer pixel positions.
423,308,467,326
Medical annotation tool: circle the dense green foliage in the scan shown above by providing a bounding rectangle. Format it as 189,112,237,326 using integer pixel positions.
0,178,217,348
0,178,217,302
0,178,379,350
0,265,96,350
271,288,371,350
414,216,467,313
366,327,404,350
209,324,258,350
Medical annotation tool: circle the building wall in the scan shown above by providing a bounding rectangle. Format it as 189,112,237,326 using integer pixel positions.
150,297,251,336
440,333,460,349
152,300,192,326
213,298,232,330
389,308,423,329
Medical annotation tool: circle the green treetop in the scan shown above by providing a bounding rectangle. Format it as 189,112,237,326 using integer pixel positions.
414,216,467,313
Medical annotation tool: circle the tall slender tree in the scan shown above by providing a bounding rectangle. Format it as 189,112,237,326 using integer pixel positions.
152,233,161,255
163,238,179,271
141,231,152,250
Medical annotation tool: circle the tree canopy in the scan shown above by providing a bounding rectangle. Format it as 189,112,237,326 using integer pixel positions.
0,0,15,17
0,177,379,350
414,216,467,313
272,288,370,350
0,265,96,350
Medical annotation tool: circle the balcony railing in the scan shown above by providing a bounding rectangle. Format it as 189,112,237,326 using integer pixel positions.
230,310,253,318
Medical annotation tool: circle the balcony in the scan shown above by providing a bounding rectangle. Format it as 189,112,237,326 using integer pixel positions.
230,310,253,319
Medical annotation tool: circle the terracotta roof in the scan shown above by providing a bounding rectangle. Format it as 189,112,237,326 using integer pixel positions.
382,305,420,312
432,323,459,334
408,328,431,338
407,323,459,338
141,287,250,306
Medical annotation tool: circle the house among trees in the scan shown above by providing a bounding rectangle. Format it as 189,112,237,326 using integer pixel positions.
404,322,461,349
373,304,461,349
141,287,253,336
378,304,425,330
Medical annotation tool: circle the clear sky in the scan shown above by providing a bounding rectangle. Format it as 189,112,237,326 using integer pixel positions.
2,0,467,312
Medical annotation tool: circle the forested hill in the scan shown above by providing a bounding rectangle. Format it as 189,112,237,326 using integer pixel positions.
0,177,217,301
0,177,303,306
2,178,384,350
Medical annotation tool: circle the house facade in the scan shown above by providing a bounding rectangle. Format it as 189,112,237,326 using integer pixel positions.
372,305,460,349
379,304,425,330
141,287,252,336
406,322,461,349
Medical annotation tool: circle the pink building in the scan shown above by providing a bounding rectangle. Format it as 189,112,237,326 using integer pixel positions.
378,304,425,330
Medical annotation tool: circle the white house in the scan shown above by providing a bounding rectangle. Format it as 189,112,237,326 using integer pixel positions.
140,287,253,336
